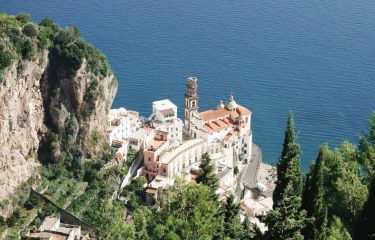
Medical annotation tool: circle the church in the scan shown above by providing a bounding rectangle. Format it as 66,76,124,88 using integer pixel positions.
143,76,253,192
184,76,253,164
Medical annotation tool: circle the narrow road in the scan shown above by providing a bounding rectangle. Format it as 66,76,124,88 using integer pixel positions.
243,144,262,188
235,144,262,200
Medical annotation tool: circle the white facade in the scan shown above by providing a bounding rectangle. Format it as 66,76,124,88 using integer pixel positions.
108,108,140,146
129,128,155,151
149,99,183,145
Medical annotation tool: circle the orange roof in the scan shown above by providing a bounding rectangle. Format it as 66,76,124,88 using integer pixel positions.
147,139,166,151
199,108,231,121
146,188,157,194
115,151,123,160
199,104,251,122
237,105,251,116
204,117,234,133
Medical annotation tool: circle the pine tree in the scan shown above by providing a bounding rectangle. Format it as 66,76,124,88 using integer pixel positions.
355,176,375,240
242,217,255,240
302,145,329,240
358,112,375,179
273,112,303,204
326,216,352,240
265,112,306,240
196,153,219,190
221,195,243,239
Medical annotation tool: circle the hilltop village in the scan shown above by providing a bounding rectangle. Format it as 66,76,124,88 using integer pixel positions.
108,77,277,226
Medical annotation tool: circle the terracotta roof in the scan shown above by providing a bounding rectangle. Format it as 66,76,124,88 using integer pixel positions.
237,104,251,116
146,188,157,194
146,139,166,151
115,151,123,160
199,108,231,121
199,104,251,122
203,117,234,133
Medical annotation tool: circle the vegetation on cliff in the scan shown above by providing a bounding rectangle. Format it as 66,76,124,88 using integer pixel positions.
1,12,375,240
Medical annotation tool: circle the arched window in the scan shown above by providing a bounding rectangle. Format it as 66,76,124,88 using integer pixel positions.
186,99,189,107
192,100,196,108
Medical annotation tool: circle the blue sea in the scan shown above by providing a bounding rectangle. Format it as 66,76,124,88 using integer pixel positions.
2,0,375,171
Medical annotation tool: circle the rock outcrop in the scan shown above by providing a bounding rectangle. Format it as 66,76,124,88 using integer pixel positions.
0,14,118,208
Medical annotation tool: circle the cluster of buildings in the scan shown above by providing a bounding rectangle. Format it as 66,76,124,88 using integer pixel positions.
107,76,276,226
107,77,254,198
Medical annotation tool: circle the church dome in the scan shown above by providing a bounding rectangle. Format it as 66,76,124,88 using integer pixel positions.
217,100,225,109
226,95,237,110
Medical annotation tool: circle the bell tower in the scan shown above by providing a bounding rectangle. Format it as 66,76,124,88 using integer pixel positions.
184,76,199,132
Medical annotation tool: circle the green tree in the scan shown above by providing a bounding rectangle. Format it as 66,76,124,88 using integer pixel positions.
265,112,306,240
132,207,152,240
358,112,375,179
332,142,368,226
355,176,375,240
326,216,352,240
153,183,223,239
242,217,255,240
302,145,329,240
196,153,219,190
91,199,135,240
221,195,244,239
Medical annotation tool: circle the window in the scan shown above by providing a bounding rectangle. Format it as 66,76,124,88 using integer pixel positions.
148,157,151,161
192,101,196,107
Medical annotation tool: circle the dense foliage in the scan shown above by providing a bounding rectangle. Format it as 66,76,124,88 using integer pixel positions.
264,111,375,240
265,112,307,240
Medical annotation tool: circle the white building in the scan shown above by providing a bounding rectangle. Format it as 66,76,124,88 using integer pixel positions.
107,107,140,146
149,99,183,146
129,127,155,151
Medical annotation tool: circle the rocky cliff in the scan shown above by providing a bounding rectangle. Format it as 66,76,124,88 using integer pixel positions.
0,14,117,207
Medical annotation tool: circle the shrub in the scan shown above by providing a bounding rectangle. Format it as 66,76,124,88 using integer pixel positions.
7,209,20,227
0,216,6,227
0,45,12,71
234,166,239,175
21,38,36,59
39,18,59,32
0,14,21,33
24,195,39,210
15,13,30,25
37,26,53,49
84,168,98,183
22,23,37,37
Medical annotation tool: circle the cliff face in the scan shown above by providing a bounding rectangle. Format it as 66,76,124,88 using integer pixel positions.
0,52,48,202
0,14,118,204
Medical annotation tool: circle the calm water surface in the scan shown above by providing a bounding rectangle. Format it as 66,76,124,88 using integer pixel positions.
2,0,375,170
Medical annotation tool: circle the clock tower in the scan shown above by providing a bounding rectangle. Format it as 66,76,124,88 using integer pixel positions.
184,76,199,132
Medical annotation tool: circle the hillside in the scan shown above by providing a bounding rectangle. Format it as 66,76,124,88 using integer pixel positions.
0,13,117,214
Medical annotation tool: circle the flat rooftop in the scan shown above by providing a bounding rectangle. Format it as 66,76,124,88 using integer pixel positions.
152,99,177,111
147,139,166,151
